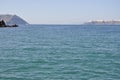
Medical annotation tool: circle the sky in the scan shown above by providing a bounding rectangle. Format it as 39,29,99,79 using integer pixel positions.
0,0,120,24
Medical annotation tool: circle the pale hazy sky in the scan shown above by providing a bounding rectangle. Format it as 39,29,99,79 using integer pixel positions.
0,0,120,24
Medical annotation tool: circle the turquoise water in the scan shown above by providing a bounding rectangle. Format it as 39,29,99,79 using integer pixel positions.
0,25,120,80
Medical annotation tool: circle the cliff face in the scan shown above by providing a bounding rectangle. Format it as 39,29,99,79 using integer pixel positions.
0,14,28,25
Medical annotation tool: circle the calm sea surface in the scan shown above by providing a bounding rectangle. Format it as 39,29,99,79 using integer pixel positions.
0,25,120,80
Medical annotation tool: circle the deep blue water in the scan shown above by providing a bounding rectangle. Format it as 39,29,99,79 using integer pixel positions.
0,25,120,80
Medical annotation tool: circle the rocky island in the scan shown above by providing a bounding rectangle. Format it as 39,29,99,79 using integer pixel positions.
84,20,120,25
0,14,28,27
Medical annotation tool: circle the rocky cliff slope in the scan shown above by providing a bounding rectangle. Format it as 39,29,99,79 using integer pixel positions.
0,14,28,25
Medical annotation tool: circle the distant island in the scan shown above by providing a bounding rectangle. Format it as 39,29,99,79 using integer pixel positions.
84,20,120,25
0,14,29,25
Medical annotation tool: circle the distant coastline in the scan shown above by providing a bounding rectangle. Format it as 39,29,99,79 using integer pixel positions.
30,20,120,26
84,20,120,25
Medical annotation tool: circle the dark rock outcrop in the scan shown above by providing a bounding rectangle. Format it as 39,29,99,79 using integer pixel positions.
0,20,6,27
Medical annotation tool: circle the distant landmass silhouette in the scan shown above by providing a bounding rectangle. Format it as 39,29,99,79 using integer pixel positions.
84,20,120,25
0,14,28,25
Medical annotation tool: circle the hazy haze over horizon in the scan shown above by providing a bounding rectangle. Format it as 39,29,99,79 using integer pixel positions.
0,0,120,24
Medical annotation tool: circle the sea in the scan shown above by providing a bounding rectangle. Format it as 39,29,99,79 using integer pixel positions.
0,25,120,80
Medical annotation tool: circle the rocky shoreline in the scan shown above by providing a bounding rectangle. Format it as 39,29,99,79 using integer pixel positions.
0,20,18,27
